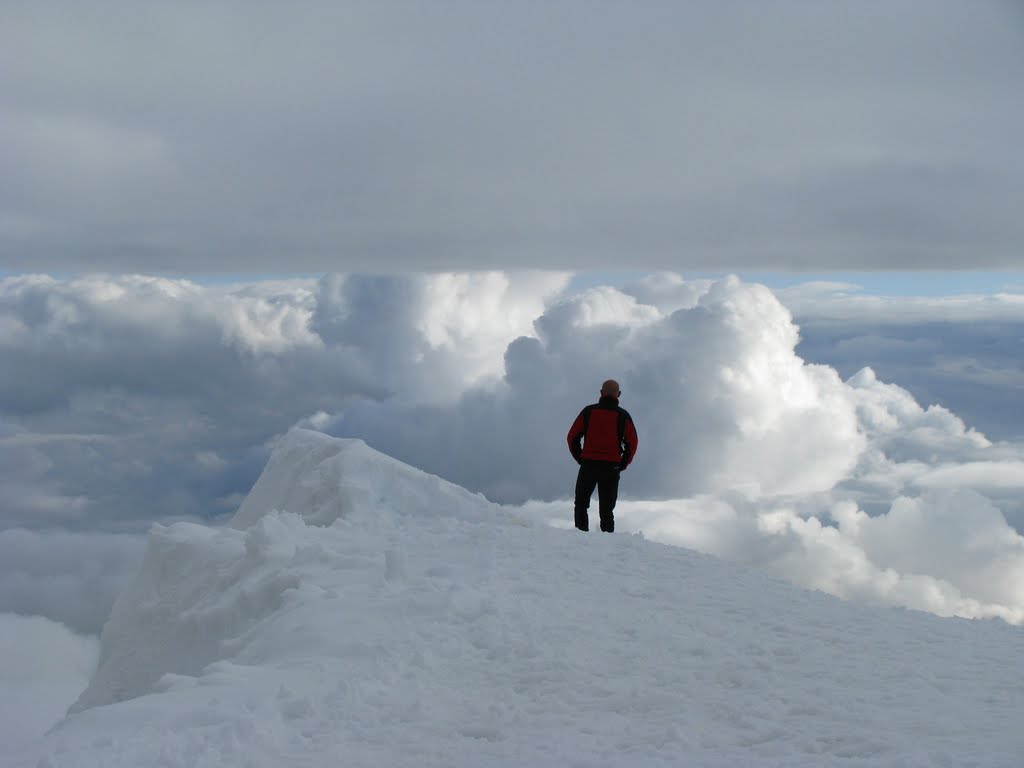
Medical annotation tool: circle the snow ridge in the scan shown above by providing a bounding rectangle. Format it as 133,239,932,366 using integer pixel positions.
231,428,505,529
29,429,1024,767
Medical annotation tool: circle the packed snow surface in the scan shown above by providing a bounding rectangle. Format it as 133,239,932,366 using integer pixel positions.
17,429,1024,767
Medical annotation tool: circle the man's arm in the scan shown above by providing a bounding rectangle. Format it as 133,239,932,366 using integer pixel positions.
620,416,638,469
566,408,588,464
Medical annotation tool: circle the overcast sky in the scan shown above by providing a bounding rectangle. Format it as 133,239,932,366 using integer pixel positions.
3,1,1023,273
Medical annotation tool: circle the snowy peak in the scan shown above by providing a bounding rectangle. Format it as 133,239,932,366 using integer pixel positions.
230,428,503,529
73,430,505,714
41,430,1024,767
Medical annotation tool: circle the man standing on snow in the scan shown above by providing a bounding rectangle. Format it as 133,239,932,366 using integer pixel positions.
567,379,639,533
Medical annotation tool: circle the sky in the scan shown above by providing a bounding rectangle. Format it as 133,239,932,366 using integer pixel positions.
2,1,1023,273
1,0,1024,681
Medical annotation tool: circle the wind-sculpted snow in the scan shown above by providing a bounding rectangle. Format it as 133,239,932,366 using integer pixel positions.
230,428,504,530
23,430,1024,767
72,430,504,714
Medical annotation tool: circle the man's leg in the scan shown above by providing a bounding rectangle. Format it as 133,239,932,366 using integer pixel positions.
596,464,620,532
574,462,599,531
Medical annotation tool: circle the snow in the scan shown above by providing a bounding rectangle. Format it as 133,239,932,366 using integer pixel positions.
11,429,1024,767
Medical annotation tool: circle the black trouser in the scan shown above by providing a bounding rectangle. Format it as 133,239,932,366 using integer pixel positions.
574,460,620,532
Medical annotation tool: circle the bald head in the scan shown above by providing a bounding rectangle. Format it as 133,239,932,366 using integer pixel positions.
601,379,621,398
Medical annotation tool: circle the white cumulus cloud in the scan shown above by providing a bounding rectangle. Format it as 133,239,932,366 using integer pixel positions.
3,270,1024,626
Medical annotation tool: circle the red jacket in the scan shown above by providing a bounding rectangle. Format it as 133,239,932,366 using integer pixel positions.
567,396,638,468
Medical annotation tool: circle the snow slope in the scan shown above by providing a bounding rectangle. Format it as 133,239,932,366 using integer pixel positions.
16,429,1024,767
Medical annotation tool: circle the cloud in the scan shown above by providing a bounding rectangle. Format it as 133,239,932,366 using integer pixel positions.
749,488,1024,624
1,2,1022,272
0,529,145,634
311,271,571,402
338,277,868,502
3,270,1020,523
3,270,1024,625
915,461,1024,491
0,274,334,528
775,282,1024,322
775,285,1024,441
326,272,1024,620
0,272,568,528
0,613,99,753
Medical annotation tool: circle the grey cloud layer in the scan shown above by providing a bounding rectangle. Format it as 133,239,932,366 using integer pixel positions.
777,283,1024,442
0,529,143,634
0,272,567,528
2,2,1023,272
